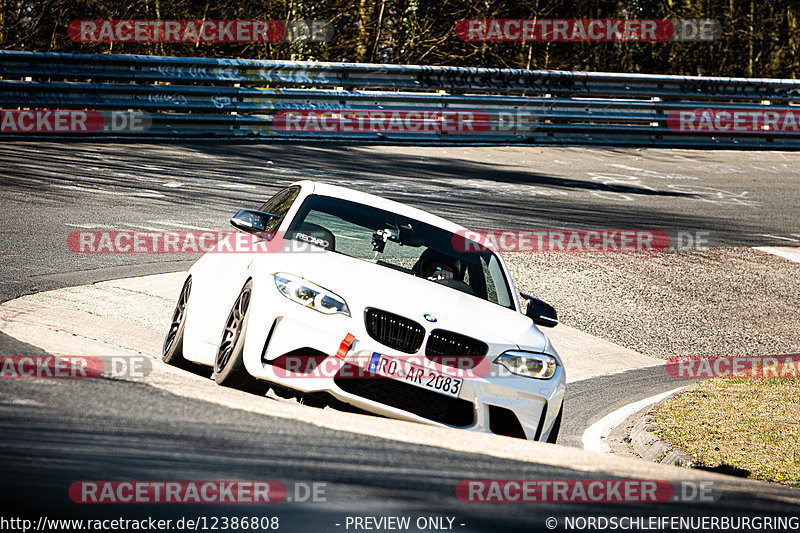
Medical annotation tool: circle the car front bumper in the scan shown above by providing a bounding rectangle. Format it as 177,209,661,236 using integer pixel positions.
242,284,566,442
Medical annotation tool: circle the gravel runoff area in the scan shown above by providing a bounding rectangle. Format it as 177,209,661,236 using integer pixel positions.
504,247,800,360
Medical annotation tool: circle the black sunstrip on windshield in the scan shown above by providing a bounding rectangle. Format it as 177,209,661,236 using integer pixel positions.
286,195,515,310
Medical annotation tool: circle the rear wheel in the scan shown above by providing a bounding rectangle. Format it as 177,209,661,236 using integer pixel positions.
162,276,210,376
213,280,267,394
163,277,191,365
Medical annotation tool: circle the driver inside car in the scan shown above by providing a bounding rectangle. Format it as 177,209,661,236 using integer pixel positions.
427,264,454,281
416,249,461,281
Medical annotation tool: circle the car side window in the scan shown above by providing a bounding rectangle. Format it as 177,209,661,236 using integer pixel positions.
480,255,513,309
258,186,301,232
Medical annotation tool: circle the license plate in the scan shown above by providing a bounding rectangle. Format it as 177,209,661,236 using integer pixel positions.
368,352,463,398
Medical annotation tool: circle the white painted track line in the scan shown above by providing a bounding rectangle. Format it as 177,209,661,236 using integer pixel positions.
582,386,689,454
148,220,218,232
756,246,800,264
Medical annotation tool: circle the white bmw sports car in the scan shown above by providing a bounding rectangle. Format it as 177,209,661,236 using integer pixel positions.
163,181,566,442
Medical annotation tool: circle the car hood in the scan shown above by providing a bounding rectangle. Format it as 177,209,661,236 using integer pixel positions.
256,250,550,352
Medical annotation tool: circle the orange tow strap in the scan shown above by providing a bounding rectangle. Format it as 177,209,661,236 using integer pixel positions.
334,333,356,359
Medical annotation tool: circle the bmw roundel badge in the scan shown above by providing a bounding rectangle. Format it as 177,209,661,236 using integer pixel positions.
423,314,437,323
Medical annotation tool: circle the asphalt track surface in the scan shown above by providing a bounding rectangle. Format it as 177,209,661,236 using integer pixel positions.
1,142,800,531
1,334,797,533
2,142,800,303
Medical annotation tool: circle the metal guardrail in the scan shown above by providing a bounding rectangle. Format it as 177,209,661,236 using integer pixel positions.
1,50,800,147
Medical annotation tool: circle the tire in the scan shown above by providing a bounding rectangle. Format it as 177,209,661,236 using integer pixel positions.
162,276,194,367
546,405,563,444
213,280,267,394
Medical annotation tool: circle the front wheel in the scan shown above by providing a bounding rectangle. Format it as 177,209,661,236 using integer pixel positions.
546,405,563,444
213,280,267,394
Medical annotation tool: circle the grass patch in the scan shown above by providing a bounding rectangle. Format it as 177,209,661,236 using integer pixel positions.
650,379,800,487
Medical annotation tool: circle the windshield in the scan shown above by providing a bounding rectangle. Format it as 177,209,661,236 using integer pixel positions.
287,195,515,310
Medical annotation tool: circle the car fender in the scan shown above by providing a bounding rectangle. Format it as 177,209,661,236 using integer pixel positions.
182,241,255,366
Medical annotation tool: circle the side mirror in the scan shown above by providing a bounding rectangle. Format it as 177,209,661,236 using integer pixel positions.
230,209,277,234
521,293,558,328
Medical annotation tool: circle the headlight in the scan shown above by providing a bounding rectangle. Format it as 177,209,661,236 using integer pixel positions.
494,351,558,379
274,273,350,316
